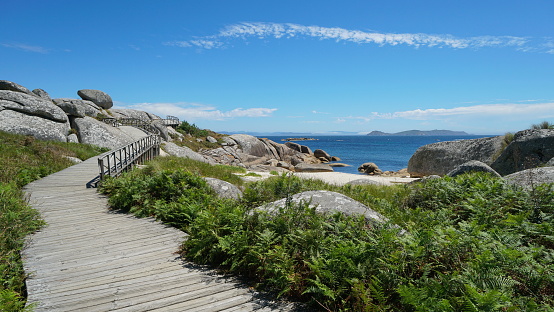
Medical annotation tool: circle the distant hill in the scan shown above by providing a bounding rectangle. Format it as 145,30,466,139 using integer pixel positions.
367,130,471,136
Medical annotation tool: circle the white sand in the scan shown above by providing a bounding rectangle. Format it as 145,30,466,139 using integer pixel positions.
237,170,418,186
293,172,418,186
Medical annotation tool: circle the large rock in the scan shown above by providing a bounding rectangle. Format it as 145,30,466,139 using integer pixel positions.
408,136,503,177
162,142,215,164
284,142,302,153
67,133,79,143
491,129,554,176
294,163,333,172
73,116,135,149
110,109,160,121
32,88,52,101
152,120,170,141
0,80,34,95
547,158,554,167
257,190,387,223
204,177,242,200
229,134,278,159
447,160,501,178
0,90,68,122
55,101,86,117
200,134,320,169
314,149,331,161
358,162,383,175
346,179,381,186
77,89,113,109
53,98,100,118
504,167,554,189
0,109,69,142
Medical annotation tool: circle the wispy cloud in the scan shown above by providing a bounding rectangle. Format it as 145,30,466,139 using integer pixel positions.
165,22,552,52
342,102,554,122
312,110,330,114
1,42,49,53
118,102,277,121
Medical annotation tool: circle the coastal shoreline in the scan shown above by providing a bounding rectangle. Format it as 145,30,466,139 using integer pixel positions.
240,170,418,185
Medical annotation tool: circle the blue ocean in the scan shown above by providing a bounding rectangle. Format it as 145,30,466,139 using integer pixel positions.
264,135,493,175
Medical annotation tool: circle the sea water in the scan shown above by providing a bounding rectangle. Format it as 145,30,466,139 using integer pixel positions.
264,135,493,175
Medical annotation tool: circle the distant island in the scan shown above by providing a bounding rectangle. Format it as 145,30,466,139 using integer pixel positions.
367,130,470,136
281,137,317,141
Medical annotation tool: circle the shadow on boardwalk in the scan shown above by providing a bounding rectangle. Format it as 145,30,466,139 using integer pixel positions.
22,157,303,311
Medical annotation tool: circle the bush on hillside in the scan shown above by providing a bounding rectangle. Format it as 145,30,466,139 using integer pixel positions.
102,161,554,311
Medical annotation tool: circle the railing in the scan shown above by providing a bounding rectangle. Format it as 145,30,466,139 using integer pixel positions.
96,135,161,183
118,118,161,136
161,115,180,127
94,115,180,186
100,117,119,127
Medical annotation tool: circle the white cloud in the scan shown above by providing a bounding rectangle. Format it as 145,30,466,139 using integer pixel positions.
117,102,276,121
312,110,330,114
1,42,49,53
165,22,551,52
343,102,554,121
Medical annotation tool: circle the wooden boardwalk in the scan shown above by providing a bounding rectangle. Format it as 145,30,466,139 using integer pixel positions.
22,157,297,311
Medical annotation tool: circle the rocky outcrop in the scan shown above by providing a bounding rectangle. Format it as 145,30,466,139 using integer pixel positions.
0,109,70,142
447,160,501,178
358,162,383,175
110,109,160,121
407,136,503,177
547,158,554,167
0,80,34,95
256,190,387,224
162,142,215,164
1,90,68,122
32,89,51,101
204,177,242,200
53,98,101,118
73,116,135,149
491,129,554,176
201,134,321,170
67,133,79,143
77,89,113,109
314,149,332,161
206,136,217,143
294,163,333,172
152,120,170,141
504,167,554,189
0,90,70,142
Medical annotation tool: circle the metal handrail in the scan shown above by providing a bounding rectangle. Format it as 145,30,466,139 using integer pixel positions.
97,135,161,183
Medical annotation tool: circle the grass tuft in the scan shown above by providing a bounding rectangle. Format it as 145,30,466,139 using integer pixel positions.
0,130,107,310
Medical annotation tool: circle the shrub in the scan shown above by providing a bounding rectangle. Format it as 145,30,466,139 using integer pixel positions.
531,121,554,130
177,121,210,137
102,162,554,311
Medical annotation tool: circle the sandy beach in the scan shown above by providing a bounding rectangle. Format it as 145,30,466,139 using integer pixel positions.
240,170,418,186
293,172,418,186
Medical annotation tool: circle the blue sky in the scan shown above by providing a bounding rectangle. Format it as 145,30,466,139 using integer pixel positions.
2,0,553,135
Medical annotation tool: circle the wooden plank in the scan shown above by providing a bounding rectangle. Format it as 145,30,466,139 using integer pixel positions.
22,156,297,311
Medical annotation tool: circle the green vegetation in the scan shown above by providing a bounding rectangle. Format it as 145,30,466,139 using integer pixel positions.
531,121,554,130
177,120,211,137
173,121,227,151
0,131,108,310
101,156,554,311
492,132,515,161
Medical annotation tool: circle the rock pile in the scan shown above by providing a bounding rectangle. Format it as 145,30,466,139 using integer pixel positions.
406,129,554,188
0,80,147,149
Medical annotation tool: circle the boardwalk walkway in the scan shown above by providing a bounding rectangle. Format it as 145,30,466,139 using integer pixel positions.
22,157,296,311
